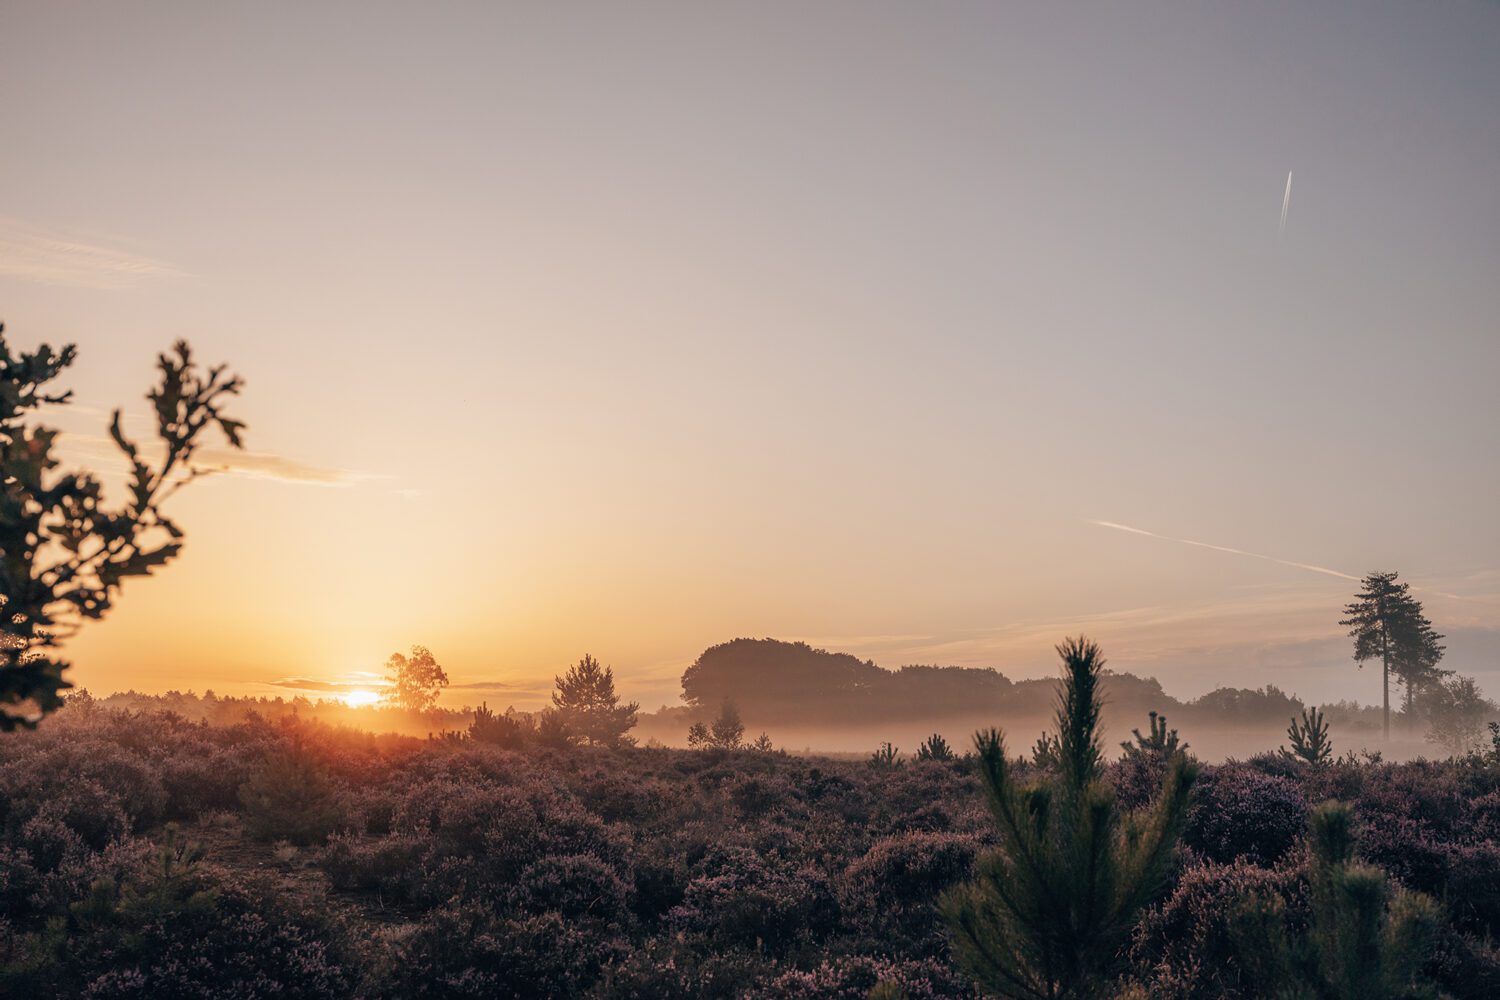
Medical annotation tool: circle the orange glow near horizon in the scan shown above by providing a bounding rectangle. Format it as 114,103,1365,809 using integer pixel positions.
340,689,382,708
5,3,1497,715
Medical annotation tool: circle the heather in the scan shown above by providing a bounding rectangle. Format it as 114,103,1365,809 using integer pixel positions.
4,703,1498,998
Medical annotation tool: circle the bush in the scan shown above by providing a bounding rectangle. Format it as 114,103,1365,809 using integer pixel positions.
238,747,346,845
514,853,631,921
1186,764,1306,865
841,832,978,950
1127,860,1305,999
669,846,838,952
390,904,624,998
749,956,977,999
320,831,425,895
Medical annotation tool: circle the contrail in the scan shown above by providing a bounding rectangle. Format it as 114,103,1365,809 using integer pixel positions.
1279,170,1293,235
1088,519,1358,581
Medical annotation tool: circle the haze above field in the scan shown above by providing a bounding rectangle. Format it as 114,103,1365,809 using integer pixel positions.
1,3,1497,711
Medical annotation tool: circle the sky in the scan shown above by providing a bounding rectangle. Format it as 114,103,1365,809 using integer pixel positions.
2,2,1497,712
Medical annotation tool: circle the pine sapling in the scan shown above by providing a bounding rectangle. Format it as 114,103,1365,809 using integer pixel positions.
1231,800,1441,999
917,732,956,762
1120,711,1187,763
869,742,904,770
942,637,1198,1000
1280,706,1333,767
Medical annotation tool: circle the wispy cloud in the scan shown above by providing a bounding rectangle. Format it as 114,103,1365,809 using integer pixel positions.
266,677,387,694
0,217,186,289
51,431,367,487
1088,519,1358,581
196,447,371,486
446,680,553,692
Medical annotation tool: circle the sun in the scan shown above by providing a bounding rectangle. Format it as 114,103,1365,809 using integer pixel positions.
341,689,381,708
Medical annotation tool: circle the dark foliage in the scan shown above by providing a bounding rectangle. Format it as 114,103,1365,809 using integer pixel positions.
554,654,639,747
2,697,1498,997
1186,764,1307,866
942,637,1198,999
1280,706,1333,766
0,329,245,729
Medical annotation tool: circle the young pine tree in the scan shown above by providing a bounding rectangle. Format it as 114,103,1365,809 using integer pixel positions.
1280,706,1333,767
869,741,904,770
1231,800,1441,1000
942,637,1197,1000
1031,731,1062,770
533,708,573,748
468,701,530,748
1119,711,1187,763
688,698,745,750
917,732,956,762
552,654,639,747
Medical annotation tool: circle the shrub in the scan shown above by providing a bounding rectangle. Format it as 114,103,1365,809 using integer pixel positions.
1186,764,1306,865
514,853,631,921
841,831,978,951
390,904,623,998
670,846,838,952
238,747,346,845
1279,706,1333,766
749,956,976,999
1127,860,1305,999
468,702,529,748
320,831,425,895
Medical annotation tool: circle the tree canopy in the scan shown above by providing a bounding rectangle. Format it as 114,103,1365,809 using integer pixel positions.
552,654,638,747
382,645,449,714
1340,571,1446,737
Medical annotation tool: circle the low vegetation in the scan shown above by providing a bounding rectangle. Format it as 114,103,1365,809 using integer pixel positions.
4,638,1498,998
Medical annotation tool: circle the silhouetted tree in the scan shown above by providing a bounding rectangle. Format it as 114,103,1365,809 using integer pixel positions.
552,654,638,747
1340,572,1446,739
382,645,448,713
0,328,245,729
1231,801,1441,999
1119,711,1187,763
468,701,529,748
943,637,1197,999
1475,722,1500,767
917,733,956,762
688,698,744,750
1425,675,1495,755
751,732,774,752
1280,706,1333,766
534,707,573,748
869,741,904,770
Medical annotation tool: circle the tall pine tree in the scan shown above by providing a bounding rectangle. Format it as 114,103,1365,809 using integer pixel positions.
1340,572,1446,739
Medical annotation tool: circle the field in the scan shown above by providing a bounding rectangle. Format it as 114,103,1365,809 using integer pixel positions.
3,702,1499,999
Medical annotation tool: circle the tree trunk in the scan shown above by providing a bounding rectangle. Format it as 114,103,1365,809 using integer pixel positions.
1381,642,1390,741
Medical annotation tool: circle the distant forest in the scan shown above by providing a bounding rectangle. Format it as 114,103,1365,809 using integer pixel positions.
675,638,1379,729
78,637,1391,751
